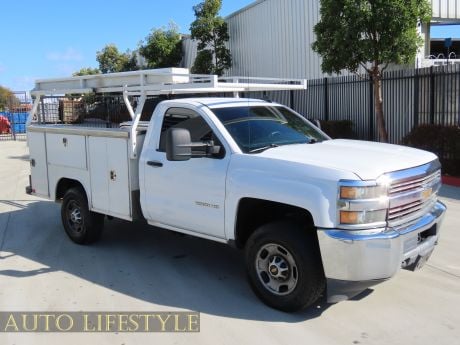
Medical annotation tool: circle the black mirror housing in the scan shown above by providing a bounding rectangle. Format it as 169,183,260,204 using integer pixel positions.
166,128,192,161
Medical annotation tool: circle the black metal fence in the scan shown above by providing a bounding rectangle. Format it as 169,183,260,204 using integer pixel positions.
2,65,460,143
247,64,460,144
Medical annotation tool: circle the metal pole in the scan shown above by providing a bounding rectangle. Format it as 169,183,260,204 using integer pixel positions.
430,66,435,124
324,78,329,121
40,98,46,124
11,108,16,141
369,77,374,141
458,65,460,126
414,69,419,127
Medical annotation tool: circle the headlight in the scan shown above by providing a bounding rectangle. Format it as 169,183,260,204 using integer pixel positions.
340,185,386,200
338,180,389,228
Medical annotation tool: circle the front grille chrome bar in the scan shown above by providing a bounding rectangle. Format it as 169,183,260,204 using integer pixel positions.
386,161,442,228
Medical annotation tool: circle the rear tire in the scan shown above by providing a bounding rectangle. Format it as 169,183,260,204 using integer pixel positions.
245,220,325,312
61,187,104,244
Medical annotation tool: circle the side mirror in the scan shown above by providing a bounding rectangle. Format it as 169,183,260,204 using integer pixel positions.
166,128,192,161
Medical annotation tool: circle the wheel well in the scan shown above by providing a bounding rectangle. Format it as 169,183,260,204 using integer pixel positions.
234,198,315,248
55,178,86,201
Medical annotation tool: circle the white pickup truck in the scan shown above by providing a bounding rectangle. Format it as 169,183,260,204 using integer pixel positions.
26,69,446,312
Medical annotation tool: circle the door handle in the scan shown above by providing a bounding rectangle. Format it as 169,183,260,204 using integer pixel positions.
147,161,163,167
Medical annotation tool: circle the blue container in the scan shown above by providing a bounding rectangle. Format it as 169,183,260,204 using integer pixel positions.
12,123,26,134
18,112,28,123
4,112,12,122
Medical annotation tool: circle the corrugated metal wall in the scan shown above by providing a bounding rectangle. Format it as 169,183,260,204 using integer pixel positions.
182,0,460,75
431,0,460,20
181,37,198,69
225,0,322,79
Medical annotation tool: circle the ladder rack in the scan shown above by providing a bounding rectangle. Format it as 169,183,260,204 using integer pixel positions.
31,68,307,96
28,68,307,159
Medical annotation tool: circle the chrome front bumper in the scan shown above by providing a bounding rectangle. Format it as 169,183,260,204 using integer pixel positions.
317,201,446,302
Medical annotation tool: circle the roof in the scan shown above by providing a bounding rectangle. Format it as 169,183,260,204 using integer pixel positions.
225,0,266,20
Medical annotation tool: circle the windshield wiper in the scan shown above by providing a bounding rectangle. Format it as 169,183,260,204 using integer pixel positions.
249,143,279,153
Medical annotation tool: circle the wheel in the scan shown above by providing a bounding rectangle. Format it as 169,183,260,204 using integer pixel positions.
245,221,325,312
61,187,104,244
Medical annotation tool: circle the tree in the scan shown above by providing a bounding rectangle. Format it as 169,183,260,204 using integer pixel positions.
73,67,100,76
140,23,183,68
96,44,138,73
312,0,431,142
0,86,17,111
192,50,214,75
190,0,232,76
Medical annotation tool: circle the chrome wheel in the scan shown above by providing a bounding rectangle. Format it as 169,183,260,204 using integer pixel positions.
66,200,83,233
255,243,298,295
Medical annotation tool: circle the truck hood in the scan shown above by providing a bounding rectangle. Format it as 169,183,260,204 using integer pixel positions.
258,139,438,180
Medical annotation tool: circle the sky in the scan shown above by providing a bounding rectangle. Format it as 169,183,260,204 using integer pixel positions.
0,1,459,92
431,24,460,38
0,0,253,91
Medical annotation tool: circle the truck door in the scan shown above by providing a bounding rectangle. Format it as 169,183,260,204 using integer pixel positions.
141,107,229,239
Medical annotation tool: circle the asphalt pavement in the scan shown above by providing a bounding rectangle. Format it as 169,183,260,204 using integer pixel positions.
0,140,459,345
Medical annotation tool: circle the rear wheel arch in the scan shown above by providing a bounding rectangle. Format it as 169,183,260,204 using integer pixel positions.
55,178,88,202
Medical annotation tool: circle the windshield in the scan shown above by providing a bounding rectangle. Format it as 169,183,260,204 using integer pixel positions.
210,105,328,153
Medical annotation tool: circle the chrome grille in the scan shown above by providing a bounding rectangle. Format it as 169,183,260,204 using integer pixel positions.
387,166,441,228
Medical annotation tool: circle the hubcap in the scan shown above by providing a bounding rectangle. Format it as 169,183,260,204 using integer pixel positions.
66,201,83,233
268,255,289,279
255,243,298,295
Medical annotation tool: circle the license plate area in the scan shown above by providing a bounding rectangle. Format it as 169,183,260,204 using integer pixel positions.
402,224,437,271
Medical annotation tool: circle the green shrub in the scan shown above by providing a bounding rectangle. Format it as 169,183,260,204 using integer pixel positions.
319,120,357,139
403,124,460,177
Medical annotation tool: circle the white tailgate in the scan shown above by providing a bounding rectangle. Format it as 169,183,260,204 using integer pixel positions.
28,131,49,197
47,133,87,169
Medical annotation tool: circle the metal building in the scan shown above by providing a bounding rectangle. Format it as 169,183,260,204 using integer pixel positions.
182,0,460,77
225,0,322,79
431,0,460,21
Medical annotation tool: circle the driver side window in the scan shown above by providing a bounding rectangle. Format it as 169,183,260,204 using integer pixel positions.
158,107,225,158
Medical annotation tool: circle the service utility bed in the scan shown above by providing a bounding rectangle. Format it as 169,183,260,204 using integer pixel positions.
28,125,144,221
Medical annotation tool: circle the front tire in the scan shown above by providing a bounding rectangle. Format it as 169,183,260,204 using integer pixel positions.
245,221,325,312
61,187,104,244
